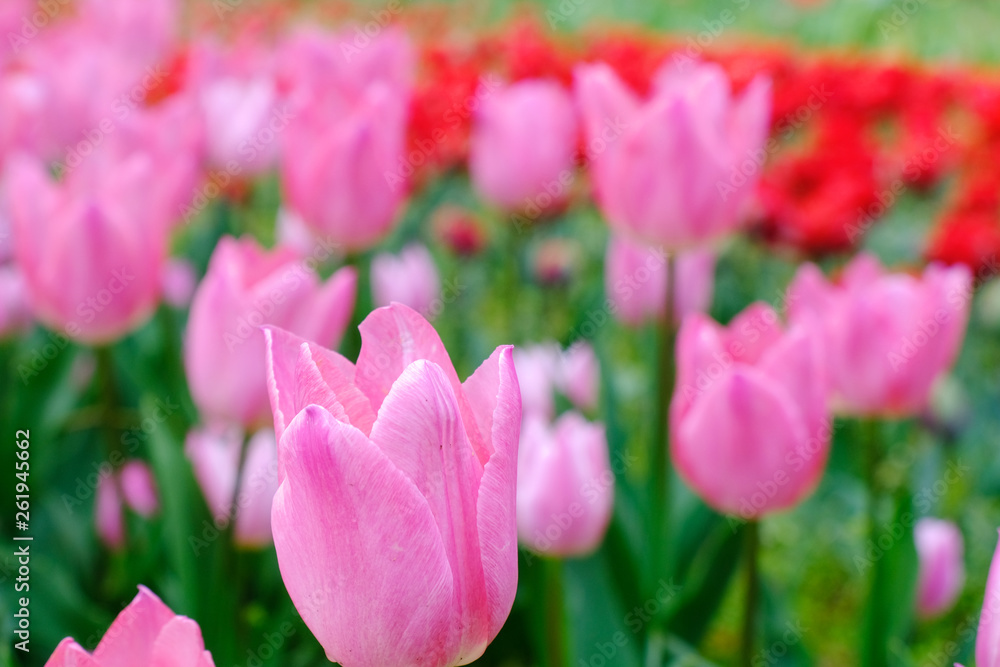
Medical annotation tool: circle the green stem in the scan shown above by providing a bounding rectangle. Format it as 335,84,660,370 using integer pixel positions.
94,346,123,458
542,558,568,667
340,252,368,362
740,521,760,667
650,253,677,600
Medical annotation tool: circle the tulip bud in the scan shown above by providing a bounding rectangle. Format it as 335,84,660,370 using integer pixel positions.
469,79,578,211
119,461,159,518
575,61,771,249
516,412,612,557
95,473,124,550
371,244,442,318
184,236,356,428
914,518,964,619
671,304,831,518
44,586,215,666
788,252,972,417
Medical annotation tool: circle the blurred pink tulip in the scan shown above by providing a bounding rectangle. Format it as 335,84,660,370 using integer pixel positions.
44,586,215,666
514,344,561,419
605,234,715,326
556,342,600,412
262,303,521,666
469,79,578,210
371,243,441,317
162,258,197,308
914,518,964,619
671,304,830,518
95,473,124,550
0,71,47,161
516,412,612,557
185,426,278,547
78,0,178,65
788,253,972,416
574,61,770,249
279,28,413,251
120,461,159,518
958,530,1000,667
5,154,168,343
0,265,31,336
184,236,356,429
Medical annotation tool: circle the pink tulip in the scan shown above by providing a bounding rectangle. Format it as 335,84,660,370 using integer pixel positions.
185,426,279,547
0,265,31,336
162,258,197,309
0,70,47,162
184,236,356,429
963,530,1000,667
279,28,413,251
120,461,159,518
469,79,578,210
556,342,600,412
514,344,561,419
77,0,178,65
914,518,964,619
516,412,612,557
95,473,124,550
371,243,441,317
262,303,521,666
788,253,972,416
574,61,770,248
671,303,830,518
44,586,215,666
605,234,715,326
5,153,168,343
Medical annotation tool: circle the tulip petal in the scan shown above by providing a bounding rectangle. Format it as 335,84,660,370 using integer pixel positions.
369,360,490,659
273,405,458,667
471,348,521,640
976,530,1000,667
44,639,100,667
149,617,211,667
93,586,176,667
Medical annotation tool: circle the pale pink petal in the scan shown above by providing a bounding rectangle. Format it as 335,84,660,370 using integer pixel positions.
149,617,210,667
92,586,176,667
44,638,100,667
272,405,458,667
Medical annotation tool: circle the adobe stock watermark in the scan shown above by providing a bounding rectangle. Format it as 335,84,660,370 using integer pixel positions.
6,0,72,54
384,74,504,192
510,114,629,233
716,85,832,201
523,450,637,565
52,66,171,178
579,579,683,667
17,267,138,384
669,0,755,70
223,235,342,351
60,397,180,514
877,0,930,38
854,459,969,574
847,125,959,243
752,620,808,667
888,254,997,372
180,105,295,224
189,454,279,556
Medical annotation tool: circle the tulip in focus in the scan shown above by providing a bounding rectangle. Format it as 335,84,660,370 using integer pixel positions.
517,412,612,557
184,236,356,429
914,517,965,619
263,303,521,667
185,426,279,547
44,586,215,666
574,60,771,248
788,253,972,416
469,79,578,210
5,155,169,343
371,244,442,317
605,234,715,326
671,304,830,518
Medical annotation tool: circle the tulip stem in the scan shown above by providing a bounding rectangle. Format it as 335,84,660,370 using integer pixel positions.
650,253,676,601
740,520,760,667
542,557,569,667
95,346,123,457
